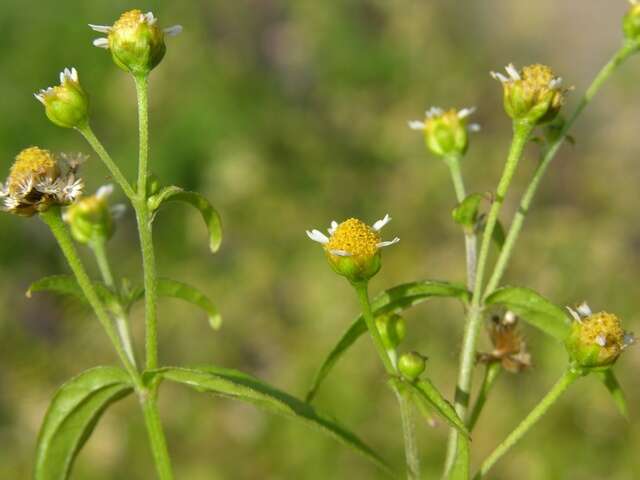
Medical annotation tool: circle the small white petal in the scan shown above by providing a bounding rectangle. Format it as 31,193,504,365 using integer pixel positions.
576,302,592,318
93,37,109,49
467,123,481,133
505,63,521,81
595,333,607,347
377,237,400,248
70,67,78,82
88,24,112,33
96,184,114,199
372,214,391,231
457,107,476,119
566,306,582,323
490,71,508,83
329,249,351,257
164,25,183,36
504,311,517,324
408,120,426,130
328,220,339,235
623,332,636,348
549,77,563,89
34,92,45,104
306,229,329,244
110,204,127,219
425,106,444,118
142,12,157,25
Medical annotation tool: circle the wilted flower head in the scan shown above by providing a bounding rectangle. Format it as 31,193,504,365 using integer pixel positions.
565,302,634,370
34,67,89,129
409,107,480,158
90,10,182,76
623,0,640,44
478,311,531,373
64,184,124,244
0,147,84,216
491,63,565,125
306,215,399,283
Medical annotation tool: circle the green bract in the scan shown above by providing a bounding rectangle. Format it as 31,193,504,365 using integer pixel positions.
623,4,640,44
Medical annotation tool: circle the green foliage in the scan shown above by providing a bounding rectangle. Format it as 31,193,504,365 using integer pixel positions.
34,367,133,480
595,369,628,419
27,274,119,312
452,193,483,230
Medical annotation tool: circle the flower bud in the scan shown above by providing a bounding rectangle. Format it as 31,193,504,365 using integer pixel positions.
565,303,635,370
376,314,407,350
623,2,640,44
306,215,399,284
64,185,117,244
34,68,89,129
398,351,426,382
90,10,182,76
409,107,480,158
491,63,565,125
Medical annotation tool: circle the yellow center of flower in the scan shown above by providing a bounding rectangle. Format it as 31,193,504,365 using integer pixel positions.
580,312,624,356
7,147,59,194
112,9,145,31
521,64,555,90
325,218,380,259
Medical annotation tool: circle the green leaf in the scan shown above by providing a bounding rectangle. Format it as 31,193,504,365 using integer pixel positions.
493,220,506,251
128,278,222,330
149,186,222,253
35,367,133,480
448,436,470,480
595,369,628,419
147,366,393,476
452,193,484,229
484,286,570,341
306,280,469,402
27,275,119,312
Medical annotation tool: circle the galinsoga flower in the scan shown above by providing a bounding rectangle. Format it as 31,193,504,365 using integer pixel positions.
491,63,565,125
306,215,399,283
90,10,182,76
565,302,635,369
34,67,89,129
478,311,531,373
623,0,640,43
64,184,125,244
0,147,84,216
408,107,480,158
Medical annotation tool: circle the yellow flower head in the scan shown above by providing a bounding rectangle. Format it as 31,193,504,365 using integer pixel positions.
409,107,480,158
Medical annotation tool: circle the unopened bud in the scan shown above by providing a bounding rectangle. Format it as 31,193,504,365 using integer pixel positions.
623,2,640,44
64,185,116,244
34,68,89,129
376,314,407,350
409,107,480,158
398,351,426,382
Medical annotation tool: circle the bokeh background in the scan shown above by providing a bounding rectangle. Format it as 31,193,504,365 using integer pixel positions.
1,1,639,478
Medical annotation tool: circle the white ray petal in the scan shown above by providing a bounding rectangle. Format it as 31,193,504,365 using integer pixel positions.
306,229,329,244
408,120,425,130
425,106,444,118
566,306,582,323
576,302,592,317
467,123,481,133
595,333,607,347
490,71,508,83
34,92,45,104
328,220,339,235
457,107,476,119
623,332,636,348
142,12,157,25
96,184,114,199
377,237,400,248
164,25,183,36
372,214,391,231
549,77,563,89
93,37,109,49
329,249,351,257
88,24,112,33
505,63,521,81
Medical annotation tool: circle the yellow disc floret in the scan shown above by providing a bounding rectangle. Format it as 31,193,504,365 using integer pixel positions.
326,218,381,261
8,147,59,195
565,311,626,369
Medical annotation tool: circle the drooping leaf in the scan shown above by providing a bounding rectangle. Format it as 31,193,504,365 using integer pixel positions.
146,366,393,476
127,278,221,330
452,193,484,229
148,186,222,253
35,367,133,480
484,286,570,341
595,369,628,419
306,280,469,402
27,275,119,312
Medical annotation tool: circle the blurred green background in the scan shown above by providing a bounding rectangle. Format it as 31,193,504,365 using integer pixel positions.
1,1,639,478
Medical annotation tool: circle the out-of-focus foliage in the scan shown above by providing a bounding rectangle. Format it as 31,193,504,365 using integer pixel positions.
0,1,638,479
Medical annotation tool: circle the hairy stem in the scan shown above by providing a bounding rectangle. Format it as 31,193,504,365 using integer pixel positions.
474,370,580,479
484,43,638,296
141,392,174,480
395,388,421,480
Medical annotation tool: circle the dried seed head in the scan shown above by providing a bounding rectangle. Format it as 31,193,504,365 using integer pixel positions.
478,312,531,373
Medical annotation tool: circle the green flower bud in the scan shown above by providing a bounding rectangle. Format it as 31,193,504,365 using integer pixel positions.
90,10,182,76
409,107,480,158
623,2,640,44
34,68,89,129
565,303,635,370
492,63,565,125
398,351,427,382
306,215,399,284
376,314,407,350
64,185,118,244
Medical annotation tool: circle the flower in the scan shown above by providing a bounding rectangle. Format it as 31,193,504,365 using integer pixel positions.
306,215,399,283
623,1,640,44
478,311,531,373
565,302,635,370
63,184,125,244
0,147,84,216
90,10,182,76
408,107,480,158
34,67,89,129
491,63,565,125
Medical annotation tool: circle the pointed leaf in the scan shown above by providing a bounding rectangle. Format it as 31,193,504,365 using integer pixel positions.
484,286,570,341
493,220,506,251
146,366,393,476
27,275,119,312
149,186,222,253
595,369,628,419
452,193,484,229
306,280,469,402
448,436,470,480
35,367,133,480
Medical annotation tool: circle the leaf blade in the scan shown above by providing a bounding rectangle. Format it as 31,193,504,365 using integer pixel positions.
404,379,469,437
27,275,119,312
595,369,628,419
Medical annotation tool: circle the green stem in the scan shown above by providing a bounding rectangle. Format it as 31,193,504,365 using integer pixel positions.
77,125,136,201
474,370,580,479
394,388,421,480
135,75,150,198
40,208,140,386
91,239,115,287
141,392,174,480
484,43,637,297
468,362,502,431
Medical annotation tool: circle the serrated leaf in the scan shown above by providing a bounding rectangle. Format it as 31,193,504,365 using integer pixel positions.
595,369,628,419
306,280,469,402
128,278,221,330
452,193,484,229
35,367,133,480
484,286,570,341
27,275,119,313
149,186,222,253
147,366,393,476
